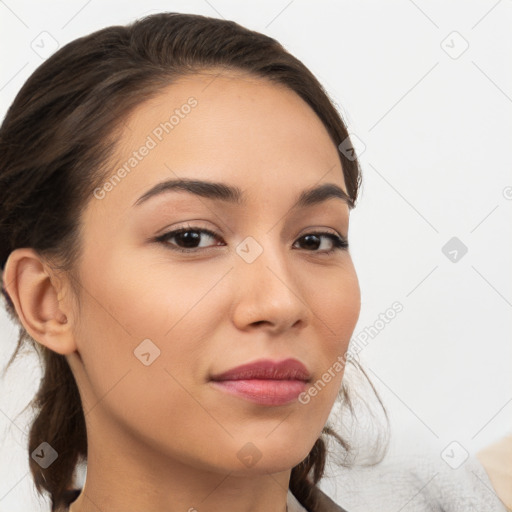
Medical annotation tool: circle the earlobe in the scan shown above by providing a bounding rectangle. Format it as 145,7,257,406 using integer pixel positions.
3,248,77,355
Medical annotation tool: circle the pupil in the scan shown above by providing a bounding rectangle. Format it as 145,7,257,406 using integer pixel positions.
302,234,320,250
178,231,200,247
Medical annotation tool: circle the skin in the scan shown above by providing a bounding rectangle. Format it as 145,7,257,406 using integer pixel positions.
3,69,361,512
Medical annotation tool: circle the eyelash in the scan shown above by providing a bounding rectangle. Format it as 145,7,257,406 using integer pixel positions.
154,225,349,255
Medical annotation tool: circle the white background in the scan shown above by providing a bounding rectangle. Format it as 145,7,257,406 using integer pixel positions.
0,1,511,511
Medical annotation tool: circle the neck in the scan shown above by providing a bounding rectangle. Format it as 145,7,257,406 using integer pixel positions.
68,412,292,512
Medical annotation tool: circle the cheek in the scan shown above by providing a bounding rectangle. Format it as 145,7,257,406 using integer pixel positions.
75,247,233,391
88,245,229,341
306,260,361,353
296,262,360,420
72,258,228,460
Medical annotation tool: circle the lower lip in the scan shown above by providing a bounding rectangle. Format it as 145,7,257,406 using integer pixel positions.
210,379,307,406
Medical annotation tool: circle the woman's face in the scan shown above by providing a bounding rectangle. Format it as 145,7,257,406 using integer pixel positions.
66,69,361,478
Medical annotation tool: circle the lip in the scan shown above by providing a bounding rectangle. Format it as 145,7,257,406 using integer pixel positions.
209,358,311,406
210,358,311,382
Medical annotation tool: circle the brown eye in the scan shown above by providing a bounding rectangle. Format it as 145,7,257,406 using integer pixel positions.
294,232,348,254
156,226,224,253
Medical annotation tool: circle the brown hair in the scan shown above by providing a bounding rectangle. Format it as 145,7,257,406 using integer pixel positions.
0,12,387,512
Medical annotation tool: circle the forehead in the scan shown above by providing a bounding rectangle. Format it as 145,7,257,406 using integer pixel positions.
89,69,347,216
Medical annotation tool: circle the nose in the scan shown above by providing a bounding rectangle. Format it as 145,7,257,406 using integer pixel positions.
230,235,310,335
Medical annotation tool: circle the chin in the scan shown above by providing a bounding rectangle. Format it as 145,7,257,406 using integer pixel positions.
225,439,315,476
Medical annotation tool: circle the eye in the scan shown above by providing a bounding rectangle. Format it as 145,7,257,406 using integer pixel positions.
154,225,348,254
293,231,349,254
154,225,224,253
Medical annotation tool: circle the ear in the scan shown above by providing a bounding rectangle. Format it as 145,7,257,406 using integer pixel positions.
3,248,77,355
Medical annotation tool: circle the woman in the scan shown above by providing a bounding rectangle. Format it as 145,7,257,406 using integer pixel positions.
0,12,385,512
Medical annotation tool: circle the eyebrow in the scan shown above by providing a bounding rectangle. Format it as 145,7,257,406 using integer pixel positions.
133,178,354,209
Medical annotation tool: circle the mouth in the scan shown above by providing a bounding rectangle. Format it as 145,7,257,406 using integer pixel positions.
209,358,311,406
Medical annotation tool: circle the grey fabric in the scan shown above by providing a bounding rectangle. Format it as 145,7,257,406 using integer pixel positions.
319,448,508,511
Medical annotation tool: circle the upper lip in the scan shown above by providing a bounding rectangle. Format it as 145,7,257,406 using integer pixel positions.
210,358,311,382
